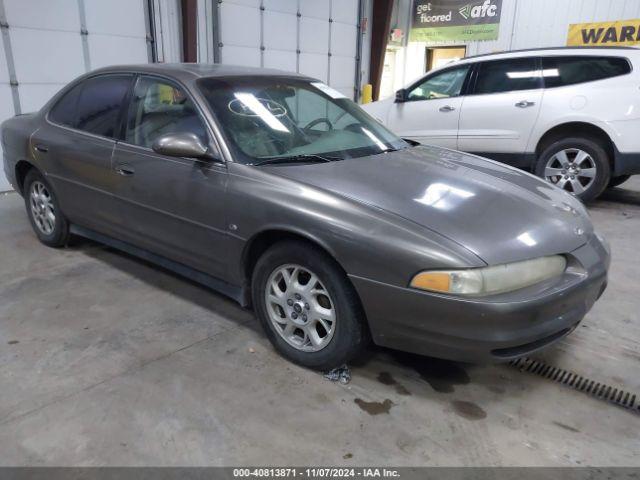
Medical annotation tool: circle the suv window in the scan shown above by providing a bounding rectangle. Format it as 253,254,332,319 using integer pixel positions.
49,83,83,127
474,58,541,95
125,76,208,149
74,75,132,137
407,65,470,101
542,56,631,88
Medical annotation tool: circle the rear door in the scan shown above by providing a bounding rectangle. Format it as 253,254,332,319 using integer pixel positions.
458,57,543,157
385,64,471,149
32,74,134,234
111,75,229,279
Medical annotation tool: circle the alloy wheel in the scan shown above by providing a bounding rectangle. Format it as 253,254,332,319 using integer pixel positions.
544,148,597,195
265,264,336,352
29,181,56,235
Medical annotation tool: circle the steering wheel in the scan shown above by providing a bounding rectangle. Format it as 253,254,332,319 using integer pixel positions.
304,118,333,131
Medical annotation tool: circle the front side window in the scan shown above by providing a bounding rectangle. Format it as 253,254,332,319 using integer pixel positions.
74,75,132,137
125,76,208,149
407,65,470,101
197,77,407,164
474,58,541,95
542,56,631,88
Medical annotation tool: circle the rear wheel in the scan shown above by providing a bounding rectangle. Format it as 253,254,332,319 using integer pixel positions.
535,137,610,202
252,240,367,370
608,174,631,189
23,169,70,247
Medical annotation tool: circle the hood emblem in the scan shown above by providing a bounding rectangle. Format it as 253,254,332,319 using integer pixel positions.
574,227,584,236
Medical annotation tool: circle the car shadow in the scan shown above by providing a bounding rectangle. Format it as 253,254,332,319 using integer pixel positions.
67,237,523,394
68,236,260,334
350,344,517,399
596,185,640,207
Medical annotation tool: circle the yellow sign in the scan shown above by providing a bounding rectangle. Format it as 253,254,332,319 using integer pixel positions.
567,19,640,46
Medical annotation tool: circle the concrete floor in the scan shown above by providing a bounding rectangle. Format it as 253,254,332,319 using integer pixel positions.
0,178,639,467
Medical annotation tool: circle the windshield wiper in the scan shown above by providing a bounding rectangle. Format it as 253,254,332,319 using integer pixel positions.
253,154,342,166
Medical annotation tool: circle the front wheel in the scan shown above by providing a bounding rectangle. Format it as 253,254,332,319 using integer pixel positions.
252,241,368,370
535,137,611,202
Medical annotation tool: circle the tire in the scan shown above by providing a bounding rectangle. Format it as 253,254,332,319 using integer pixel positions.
23,169,70,247
252,240,368,370
535,137,611,203
608,174,631,189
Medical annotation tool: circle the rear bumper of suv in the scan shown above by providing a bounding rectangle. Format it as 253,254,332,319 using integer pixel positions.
349,234,610,363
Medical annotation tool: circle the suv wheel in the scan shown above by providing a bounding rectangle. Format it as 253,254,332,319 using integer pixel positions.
535,137,610,202
23,169,70,247
252,240,368,370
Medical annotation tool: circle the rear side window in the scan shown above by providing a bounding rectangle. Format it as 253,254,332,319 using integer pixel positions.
75,75,132,138
474,58,542,95
542,56,631,88
49,75,132,137
49,84,82,127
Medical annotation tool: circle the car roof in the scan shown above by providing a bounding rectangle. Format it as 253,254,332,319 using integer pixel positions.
89,63,315,83
455,46,640,66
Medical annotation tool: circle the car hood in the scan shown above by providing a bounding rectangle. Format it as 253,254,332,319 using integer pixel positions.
269,145,593,265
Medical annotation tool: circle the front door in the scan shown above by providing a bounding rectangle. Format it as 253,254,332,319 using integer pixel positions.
458,57,543,155
112,75,229,279
386,64,471,149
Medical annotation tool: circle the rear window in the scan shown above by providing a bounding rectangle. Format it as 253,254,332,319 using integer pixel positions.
542,56,631,88
49,84,82,127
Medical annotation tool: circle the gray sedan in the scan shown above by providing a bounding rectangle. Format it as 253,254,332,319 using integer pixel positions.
1,64,610,369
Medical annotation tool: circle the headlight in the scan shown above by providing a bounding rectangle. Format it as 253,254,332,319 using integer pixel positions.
410,255,567,296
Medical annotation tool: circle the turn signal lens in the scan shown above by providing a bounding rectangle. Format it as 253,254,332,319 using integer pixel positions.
409,272,451,293
410,255,567,296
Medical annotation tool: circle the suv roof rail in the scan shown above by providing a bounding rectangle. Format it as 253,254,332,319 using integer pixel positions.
462,46,638,62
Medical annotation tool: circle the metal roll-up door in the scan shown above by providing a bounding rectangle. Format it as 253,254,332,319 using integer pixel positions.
216,0,361,99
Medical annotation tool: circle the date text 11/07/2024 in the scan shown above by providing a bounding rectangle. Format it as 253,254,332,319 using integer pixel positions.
232,468,401,478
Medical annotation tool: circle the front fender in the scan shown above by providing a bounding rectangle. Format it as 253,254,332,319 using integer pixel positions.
225,163,484,288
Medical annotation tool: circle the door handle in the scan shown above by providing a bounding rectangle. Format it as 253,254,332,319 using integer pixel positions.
439,105,456,112
34,144,48,153
115,164,135,176
515,100,535,108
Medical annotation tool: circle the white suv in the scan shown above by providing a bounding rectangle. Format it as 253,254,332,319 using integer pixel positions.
363,47,640,201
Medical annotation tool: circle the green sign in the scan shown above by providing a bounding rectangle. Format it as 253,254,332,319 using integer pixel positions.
410,0,502,42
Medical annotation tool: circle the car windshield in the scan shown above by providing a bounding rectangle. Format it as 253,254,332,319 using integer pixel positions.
197,76,408,164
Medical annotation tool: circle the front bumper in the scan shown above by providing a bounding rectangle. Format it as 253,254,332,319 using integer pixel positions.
350,234,609,363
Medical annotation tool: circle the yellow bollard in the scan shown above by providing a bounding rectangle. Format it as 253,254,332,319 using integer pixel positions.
361,84,373,104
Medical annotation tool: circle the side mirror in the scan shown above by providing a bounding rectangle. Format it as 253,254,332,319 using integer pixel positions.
152,132,209,158
395,89,407,103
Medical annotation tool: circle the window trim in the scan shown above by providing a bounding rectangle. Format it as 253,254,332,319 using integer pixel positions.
540,55,633,89
403,63,474,103
117,73,225,163
467,57,544,97
45,73,136,143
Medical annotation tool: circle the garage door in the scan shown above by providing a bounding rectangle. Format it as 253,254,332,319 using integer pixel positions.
216,0,360,99
0,0,151,191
